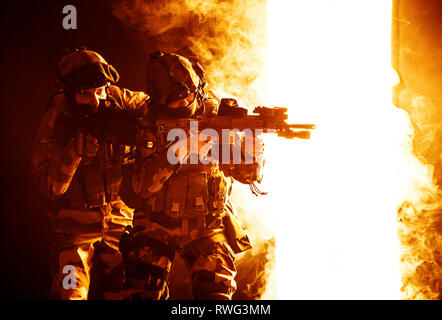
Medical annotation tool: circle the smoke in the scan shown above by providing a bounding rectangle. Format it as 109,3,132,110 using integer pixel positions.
395,91,442,299
109,0,267,106
107,0,442,300
108,0,273,299
393,0,442,300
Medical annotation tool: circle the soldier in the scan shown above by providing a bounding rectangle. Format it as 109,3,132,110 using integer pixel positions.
32,48,148,299
119,52,264,300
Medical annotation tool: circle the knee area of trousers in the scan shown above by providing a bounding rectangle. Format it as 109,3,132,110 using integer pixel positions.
123,279,169,300
192,271,235,300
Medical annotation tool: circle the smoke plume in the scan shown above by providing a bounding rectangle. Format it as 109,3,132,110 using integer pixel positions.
110,0,267,106
393,0,442,299
108,0,273,299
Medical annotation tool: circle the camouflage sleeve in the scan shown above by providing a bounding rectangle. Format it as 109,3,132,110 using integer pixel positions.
212,98,264,184
107,86,178,199
107,85,148,111
131,151,181,199
31,94,82,199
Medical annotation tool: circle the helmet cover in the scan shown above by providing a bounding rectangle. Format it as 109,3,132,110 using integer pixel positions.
57,48,120,90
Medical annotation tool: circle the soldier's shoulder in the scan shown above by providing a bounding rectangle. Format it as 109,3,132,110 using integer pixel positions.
107,85,149,110
36,92,70,141
46,92,72,122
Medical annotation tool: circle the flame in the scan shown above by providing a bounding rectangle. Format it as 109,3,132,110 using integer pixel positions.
110,0,275,299
110,0,267,106
392,0,442,299
110,0,442,299
262,1,403,299
264,1,440,299
396,95,442,300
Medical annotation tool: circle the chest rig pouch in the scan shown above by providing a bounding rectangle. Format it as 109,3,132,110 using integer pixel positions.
61,141,127,210
164,169,209,221
84,142,126,208
208,166,230,214
80,164,124,209
83,164,106,208
150,164,230,232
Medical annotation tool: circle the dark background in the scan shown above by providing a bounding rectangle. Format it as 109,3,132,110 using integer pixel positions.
0,0,441,299
0,0,148,299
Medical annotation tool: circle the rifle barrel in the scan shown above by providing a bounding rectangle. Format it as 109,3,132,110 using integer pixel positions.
288,124,316,129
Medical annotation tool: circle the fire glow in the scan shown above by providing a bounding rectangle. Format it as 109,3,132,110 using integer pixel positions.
259,1,410,299
111,0,440,299
253,0,441,299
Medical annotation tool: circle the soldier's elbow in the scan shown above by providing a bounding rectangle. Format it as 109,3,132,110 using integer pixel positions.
49,181,69,198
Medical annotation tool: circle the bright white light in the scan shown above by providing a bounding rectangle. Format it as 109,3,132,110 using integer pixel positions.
265,0,403,299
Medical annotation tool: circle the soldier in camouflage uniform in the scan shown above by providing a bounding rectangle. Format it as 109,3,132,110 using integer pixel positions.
119,52,264,300
32,48,148,299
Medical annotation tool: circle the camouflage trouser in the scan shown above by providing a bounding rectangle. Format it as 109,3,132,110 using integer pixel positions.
120,210,237,300
48,201,133,300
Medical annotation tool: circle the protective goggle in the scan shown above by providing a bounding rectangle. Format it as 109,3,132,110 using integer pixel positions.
78,82,110,95
168,81,196,104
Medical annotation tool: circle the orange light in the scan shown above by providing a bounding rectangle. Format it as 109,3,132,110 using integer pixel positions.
263,1,405,299
111,0,440,300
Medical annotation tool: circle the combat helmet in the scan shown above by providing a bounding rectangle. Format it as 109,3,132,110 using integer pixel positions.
145,51,206,105
56,47,120,91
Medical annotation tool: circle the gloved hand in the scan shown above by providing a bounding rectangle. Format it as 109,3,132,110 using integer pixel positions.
229,132,264,164
73,131,100,160
244,134,264,162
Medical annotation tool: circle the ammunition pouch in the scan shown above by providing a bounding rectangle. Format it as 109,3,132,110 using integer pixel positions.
222,201,252,254
163,170,209,220
104,165,123,203
59,162,124,210
84,166,107,208
148,164,228,232
120,163,146,209
150,211,202,232
182,232,228,267
164,171,188,218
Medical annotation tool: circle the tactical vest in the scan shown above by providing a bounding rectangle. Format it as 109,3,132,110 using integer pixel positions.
145,163,232,228
134,101,233,231
53,99,135,211
59,139,131,210
122,101,252,253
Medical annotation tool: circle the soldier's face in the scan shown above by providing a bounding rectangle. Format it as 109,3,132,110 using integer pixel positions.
167,92,195,109
74,86,107,112
164,93,198,118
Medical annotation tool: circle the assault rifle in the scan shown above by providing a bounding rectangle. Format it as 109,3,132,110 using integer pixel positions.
55,98,316,151
54,100,141,147
138,98,316,152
